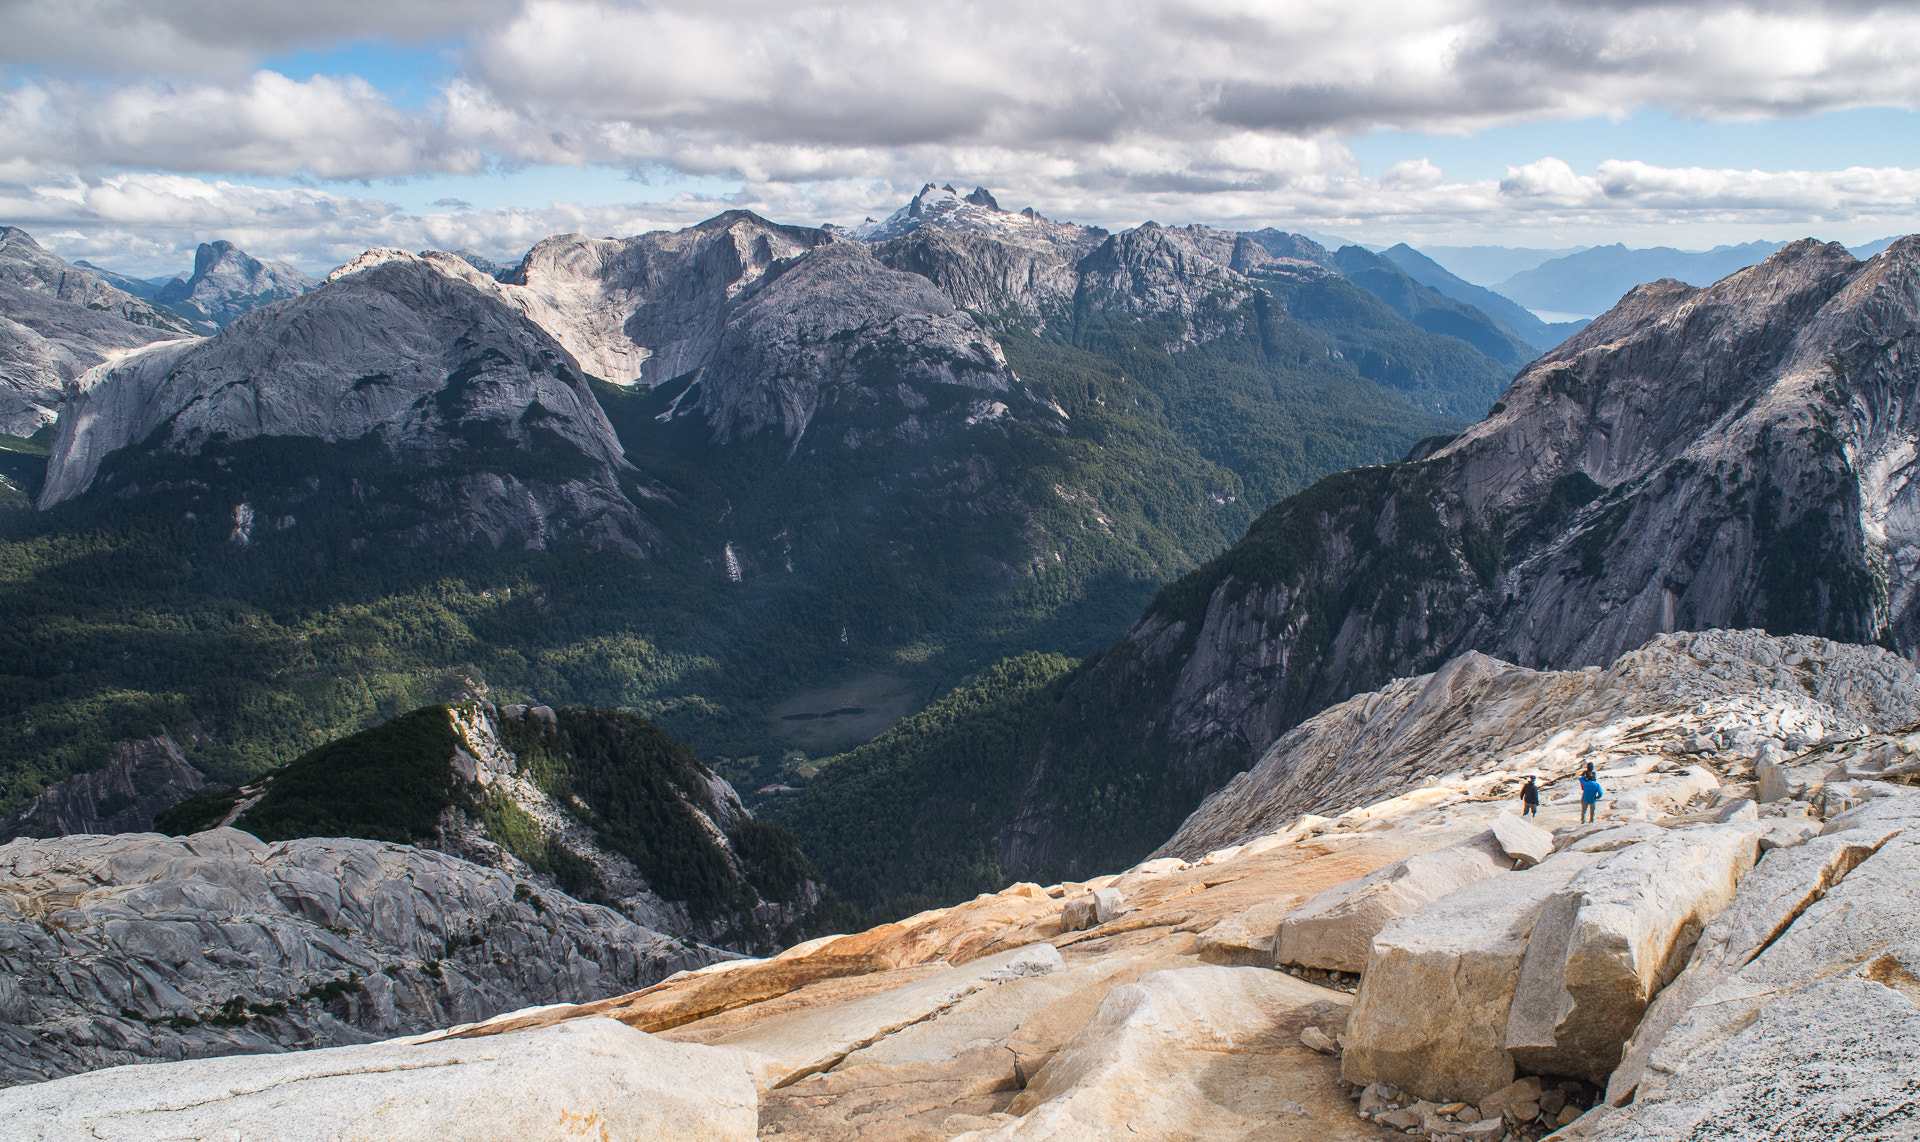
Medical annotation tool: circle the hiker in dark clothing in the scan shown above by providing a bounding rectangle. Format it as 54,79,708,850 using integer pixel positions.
1579,771,1603,824
1519,776,1540,816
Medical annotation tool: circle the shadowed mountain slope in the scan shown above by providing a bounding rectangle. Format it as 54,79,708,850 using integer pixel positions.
785,235,1920,907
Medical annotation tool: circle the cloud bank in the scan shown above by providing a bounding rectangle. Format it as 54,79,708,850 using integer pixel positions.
4,0,1919,268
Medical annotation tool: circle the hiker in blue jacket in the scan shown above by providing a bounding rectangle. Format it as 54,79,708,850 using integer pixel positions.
1579,767,1603,824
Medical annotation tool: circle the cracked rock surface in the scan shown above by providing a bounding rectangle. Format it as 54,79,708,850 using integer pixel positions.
0,827,719,1087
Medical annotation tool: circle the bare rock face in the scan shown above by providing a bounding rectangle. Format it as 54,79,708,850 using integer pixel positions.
0,827,720,1087
1580,804,1920,1140
696,241,1020,446
1630,819,1920,1099
1042,237,1920,813
0,229,194,336
865,184,1107,320
1586,977,1920,1142
858,185,1346,349
0,732,212,841
1604,824,1894,1106
0,1016,759,1142
954,965,1352,1140
153,240,318,329
1073,222,1268,344
0,227,196,435
504,211,832,387
497,209,1041,450
37,249,654,555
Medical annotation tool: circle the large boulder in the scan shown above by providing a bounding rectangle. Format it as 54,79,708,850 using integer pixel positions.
1605,824,1894,1105
1584,979,1920,1141
1341,852,1596,1103
1060,887,1124,932
1606,765,1719,821
1636,829,1920,1099
1197,899,1294,966
1491,812,1554,868
1275,830,1510,972
955,965,1355,1140
0,1017,758,1141
1504,823,1759,1085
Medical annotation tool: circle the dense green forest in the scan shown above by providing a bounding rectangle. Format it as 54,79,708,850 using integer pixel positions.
776,652,1075,915
776,466,1447,920
0,288,1501,870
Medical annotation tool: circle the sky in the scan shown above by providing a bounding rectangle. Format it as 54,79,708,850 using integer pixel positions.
3,0,1919,276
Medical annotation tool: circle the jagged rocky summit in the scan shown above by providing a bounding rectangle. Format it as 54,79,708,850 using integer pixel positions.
32,187,1520,529
10,627,1916,1140
0,227,197,435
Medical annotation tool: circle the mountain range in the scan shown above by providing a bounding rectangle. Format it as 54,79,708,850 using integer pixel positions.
1412,238,1899,323
1490,240,1794,316
780,234,1920,909
6,187,1920,1137
1377,243,1589,350
0,183,1523,834
17,184,1918,926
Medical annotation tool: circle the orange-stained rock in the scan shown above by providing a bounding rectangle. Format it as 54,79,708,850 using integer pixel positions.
440,952,898,1040
662,965,958,1046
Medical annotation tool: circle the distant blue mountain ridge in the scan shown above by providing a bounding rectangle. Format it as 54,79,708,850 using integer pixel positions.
1378,244,1588,352
1446,237,1903,320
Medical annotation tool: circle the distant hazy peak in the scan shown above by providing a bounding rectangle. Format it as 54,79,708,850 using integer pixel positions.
156,238,318,328
72,260,170,299
0,224,200,432
1492,239,1794,316
448,248,515,280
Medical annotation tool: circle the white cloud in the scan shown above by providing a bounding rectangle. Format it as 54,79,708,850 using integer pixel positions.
11,1,1920,178
9,153,1919,281
5,1,1920,252
0,0,512,78
0,74,481,180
